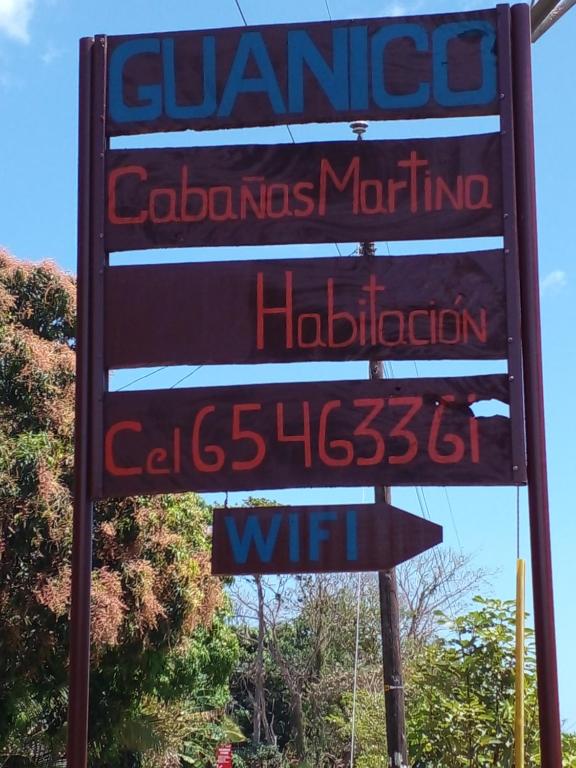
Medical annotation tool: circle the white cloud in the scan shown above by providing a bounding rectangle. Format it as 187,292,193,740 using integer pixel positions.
41,43,61,65
541,269,567,293
0,0,35,43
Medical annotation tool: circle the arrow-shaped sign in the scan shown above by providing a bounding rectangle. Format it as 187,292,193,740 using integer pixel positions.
211,502,442,576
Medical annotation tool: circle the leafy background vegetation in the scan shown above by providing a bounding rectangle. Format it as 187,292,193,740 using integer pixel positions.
1,250,574,766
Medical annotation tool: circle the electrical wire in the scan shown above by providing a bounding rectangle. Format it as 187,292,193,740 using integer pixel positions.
169,365,203,389
231,0,342,258
115,366,168,391
233,0,248,25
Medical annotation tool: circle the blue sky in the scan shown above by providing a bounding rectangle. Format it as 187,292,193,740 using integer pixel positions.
1,0,575,732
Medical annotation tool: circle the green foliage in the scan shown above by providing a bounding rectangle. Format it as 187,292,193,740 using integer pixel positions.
0,252,239,767
239,580,576,768
233,743,283,768
405,597,540,768
327,689,386,768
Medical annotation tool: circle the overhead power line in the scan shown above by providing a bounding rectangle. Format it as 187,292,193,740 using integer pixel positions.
233,0,248,25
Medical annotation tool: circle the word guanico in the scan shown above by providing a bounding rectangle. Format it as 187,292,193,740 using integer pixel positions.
104,393,481,480
256,271,487,351
107,16,496,131
107,150,493,227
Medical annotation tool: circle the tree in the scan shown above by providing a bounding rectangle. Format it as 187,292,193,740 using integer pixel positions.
405,597,541,767
229,553,576,767
0,251,238,767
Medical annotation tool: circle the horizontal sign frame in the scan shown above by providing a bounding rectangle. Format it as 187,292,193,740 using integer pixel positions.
211,502,443,575
104,8,499,136
99,374,523,499
105,250,508,368
105,134,503,251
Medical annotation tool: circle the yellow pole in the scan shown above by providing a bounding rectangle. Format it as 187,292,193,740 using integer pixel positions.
515,559,526,768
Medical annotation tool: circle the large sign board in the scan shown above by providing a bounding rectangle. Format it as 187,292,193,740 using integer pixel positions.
211,502,443,575
106,10,498,136
106,135,502,251
100,374,518,498
72,10,563,768
105,251,508,368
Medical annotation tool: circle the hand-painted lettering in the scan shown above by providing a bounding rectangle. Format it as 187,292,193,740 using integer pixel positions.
107,147,496,232
103,387,490,484
254,269,490,356
107,17,497,131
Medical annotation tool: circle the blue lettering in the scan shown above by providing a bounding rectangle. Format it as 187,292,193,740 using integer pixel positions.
225,513,282,564
433,21,496,107
287,28,349,113
371,24,430,109
346,510,358,561
163,37,217,119
218,31,286,117
109,38,162,123
349,26,369,110
289,513,300,562
309,511,337,561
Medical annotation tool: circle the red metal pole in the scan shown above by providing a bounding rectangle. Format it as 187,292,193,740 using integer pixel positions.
511,6,563,766
67,37,95,768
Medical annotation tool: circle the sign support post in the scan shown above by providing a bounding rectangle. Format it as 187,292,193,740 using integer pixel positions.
511,5,562,766
354,111,408,763
67,37,95,768
370,365,408,768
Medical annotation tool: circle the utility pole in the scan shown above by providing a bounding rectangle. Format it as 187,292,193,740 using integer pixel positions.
351,121,408,768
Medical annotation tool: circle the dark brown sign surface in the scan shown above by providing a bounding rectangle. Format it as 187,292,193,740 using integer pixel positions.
100,374,517,499
105,9,498,136
105,251,507,369
211,502,443,575
105,135,502,252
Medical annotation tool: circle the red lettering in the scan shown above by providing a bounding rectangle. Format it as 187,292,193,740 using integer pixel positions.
353,398,385,466
428,395,466,464
292,181,315,218
362,275,386,345
434,176,464,210
104,420,143,476
464,175,492,210
318,156,360,215
209,186,238,221
256,271,294,351
149,187,179,224
462,309,487,344
388,396,422,464
397,151,429,213
146,448,170,475
359,179,387,214
408,309,430,347
327,278,357,348
232,403,266,471
318,400,353,467
192,405,225,472
266,183,292,219
180,166,208,222
297,313,326,349
107,165,148,225
387,178,408,213
468,394,480,463
173,427,181,473
240,177,266,219
276,401,312,467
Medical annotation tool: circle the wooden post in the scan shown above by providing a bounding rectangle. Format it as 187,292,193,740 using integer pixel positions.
352,119,408,768
372,368,408,768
